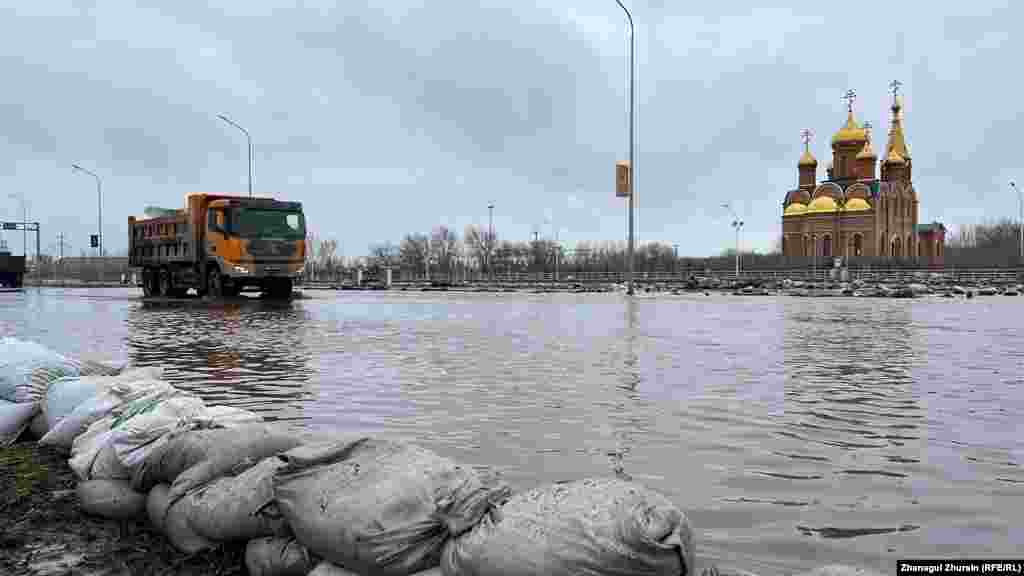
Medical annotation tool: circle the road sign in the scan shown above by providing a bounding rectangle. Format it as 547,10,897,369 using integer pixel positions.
2,222,16,230
90,234,99,248
616,160,632,197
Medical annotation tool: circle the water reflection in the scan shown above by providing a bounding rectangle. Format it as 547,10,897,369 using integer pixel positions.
124,299,315,417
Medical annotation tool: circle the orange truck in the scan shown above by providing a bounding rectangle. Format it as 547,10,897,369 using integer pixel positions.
128,193,306,299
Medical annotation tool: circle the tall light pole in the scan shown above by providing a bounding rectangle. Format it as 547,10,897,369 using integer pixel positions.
722,202,743,281
71,164,102,261
1012,180,1022,263
614,0,636,296
488,202,494,282
217,114,253,198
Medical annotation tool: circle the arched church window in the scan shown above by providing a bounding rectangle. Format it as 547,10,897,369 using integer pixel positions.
822,235,832,258
853,234,863,257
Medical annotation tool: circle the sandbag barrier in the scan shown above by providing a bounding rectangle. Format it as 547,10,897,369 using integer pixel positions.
3,338,883,576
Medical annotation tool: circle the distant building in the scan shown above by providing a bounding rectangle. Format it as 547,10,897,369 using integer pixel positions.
781,83,944,263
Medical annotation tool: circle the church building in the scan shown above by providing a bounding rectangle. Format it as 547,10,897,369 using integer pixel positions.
781,83,945,263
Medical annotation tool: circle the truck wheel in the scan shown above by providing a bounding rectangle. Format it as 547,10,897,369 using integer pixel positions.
142,269,155,297
207,267,223,298
267,278,293,299
222,281,240,298
158,269,172,297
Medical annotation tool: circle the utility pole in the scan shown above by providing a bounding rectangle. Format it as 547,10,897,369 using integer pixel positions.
488,203,494,282
217,114,253,198
722,202,744,283
1012,180,1022,263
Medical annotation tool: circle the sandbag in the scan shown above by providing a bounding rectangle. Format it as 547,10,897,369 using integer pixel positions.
77,479,147,521
146,484,215,554
274,438,511,576
0,338,82,402
29,411,49,440
43,376,105,430
193,405,264,428
110,394,208,471
0,400,37,448
246,537,319,576
308,563,441,576
442,478,696,576
180,456,290,542
41,372,175,452
131,424,302,496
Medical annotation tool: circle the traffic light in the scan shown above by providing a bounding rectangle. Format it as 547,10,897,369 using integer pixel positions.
90,235,99,248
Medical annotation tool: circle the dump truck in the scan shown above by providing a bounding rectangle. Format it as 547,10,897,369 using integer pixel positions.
128,193,306,299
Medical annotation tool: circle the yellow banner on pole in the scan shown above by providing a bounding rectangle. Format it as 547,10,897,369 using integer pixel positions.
616,160,632,197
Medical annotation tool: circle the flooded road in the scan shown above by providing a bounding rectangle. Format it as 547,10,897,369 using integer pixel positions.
2,287,1022,575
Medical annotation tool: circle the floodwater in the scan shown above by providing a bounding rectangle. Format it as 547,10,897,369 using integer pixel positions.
2,287,1022,575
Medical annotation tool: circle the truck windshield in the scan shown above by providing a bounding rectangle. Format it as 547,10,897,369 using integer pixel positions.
233,209,305,239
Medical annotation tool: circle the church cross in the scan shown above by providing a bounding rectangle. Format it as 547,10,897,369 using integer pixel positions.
842,89,857,112
800,128,813,149
889,79,903,98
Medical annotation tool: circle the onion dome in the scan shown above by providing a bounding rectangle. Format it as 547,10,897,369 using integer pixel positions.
856,123,877,160
843,198,872,211
806,196,839,213
799,149,817,167
784,203,808,216
885,94,911,160
831,111,867,146
787,188,811,205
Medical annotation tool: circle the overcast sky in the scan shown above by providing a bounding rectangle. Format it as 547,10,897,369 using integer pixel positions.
1,0,1021,258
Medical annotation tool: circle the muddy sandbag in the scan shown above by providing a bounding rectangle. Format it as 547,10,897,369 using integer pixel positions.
193,405,264,428
0,338,83,402
111,394,208,471
441,477,696,576
0,400,37,448
180,456,290,541
274,438,511,576
246,537,319,576
132,424,302,496
77,479,147,520
146,483,215,554
308,562,442,576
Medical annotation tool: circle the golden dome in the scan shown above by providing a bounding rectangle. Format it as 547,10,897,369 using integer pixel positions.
831,111,867,146
884,148,906,165
806,196,839,213
843,197,872,211
799,149,817,167
784,202,808,216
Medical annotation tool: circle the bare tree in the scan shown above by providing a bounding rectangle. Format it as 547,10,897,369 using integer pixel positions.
430,226,459,277
399,233,430,277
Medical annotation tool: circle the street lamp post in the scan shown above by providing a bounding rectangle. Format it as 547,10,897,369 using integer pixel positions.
71,164,103,282
1012,180,1022,263
614,0,636,296
722,203,744,282
488,202,495,282
217,114,253,198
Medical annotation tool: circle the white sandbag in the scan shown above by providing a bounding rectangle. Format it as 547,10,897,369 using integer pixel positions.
43,376,105,431
77,479,147,521
441,478,696,576
308,562,441,576
193,405,264,428
41,392,124,451
246,537,318,576
41,373,176,451
78,359,125,377
0,337,82,402
67,386,185,480
274,438,511,576
180,456,290,542
146,483,214,554
0,400,37,448
111,394,208,471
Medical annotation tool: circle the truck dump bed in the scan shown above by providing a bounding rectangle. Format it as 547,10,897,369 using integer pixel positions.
128,210,196,268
